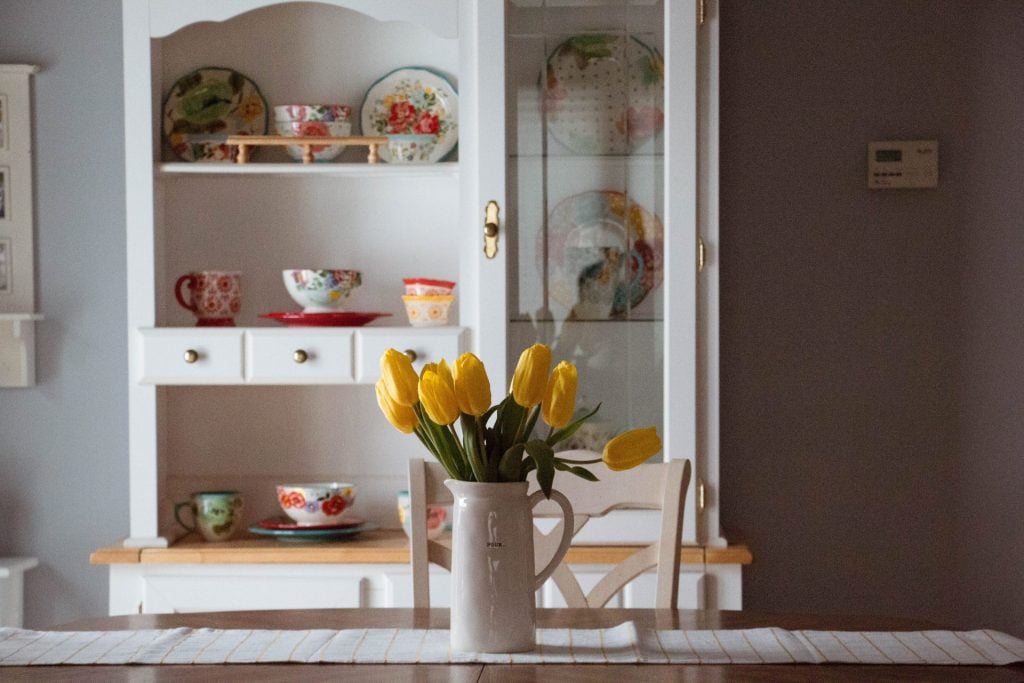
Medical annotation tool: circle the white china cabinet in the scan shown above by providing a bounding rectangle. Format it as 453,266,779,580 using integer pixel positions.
102,0,744,615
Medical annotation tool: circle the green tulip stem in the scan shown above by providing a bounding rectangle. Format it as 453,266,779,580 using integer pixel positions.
414,404,462,479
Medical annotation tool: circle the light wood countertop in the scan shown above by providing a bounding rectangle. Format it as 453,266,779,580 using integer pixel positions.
91,529,751,566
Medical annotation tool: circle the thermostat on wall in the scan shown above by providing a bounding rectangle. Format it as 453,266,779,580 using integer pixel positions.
867,140,938,189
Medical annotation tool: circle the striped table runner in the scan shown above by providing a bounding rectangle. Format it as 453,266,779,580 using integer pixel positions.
1,624,1022,666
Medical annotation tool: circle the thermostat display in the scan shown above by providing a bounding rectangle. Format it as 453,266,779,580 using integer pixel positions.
867,140,938,189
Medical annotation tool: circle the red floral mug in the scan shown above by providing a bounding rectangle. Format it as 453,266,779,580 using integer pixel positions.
174,270,241,326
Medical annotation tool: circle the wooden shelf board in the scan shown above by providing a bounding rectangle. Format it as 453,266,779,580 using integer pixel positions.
158,161,458,178
91,530,752,566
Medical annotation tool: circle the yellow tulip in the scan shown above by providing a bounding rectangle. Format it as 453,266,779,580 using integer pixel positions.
419,367,460,425
453,352,491,417
602,427,662,471
510,343,552,407
541,361,577,428
375,379,418,434
436,359,455,390
380,348,419,407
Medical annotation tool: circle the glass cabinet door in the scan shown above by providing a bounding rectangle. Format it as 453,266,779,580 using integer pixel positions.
466,0,708,544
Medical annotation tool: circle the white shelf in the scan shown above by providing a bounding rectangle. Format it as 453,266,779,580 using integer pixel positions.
158,162,459,178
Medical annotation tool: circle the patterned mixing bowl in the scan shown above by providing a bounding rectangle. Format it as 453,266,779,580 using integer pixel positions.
277,482,356,526
283,269,361,312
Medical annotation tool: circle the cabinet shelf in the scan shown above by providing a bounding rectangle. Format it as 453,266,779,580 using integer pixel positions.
158,162,459,178
90,529,745,567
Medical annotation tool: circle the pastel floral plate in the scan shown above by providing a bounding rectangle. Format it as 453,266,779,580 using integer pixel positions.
248,522,378,543
543,34,664,155
260,311,391,327
163,67,268,162
257,515,367,531
360,67,458,163
543,190,664,319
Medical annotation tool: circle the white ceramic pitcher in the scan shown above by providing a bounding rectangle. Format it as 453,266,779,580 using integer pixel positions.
445,479,574,653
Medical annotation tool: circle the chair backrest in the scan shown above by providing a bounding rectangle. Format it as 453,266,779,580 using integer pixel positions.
407,452,691,609
407,457,455,608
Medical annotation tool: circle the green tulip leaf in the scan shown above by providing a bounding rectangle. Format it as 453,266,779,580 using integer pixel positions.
548,403,602,446
526,440,556,498
499,443,525,481
554,459,600,482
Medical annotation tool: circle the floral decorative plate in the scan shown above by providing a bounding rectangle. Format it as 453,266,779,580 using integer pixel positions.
543,34,664,155
163,67,268,162
257,515,366,531
247,522,378,543
260,311,391,327
360,67,458,163
544,190,663,319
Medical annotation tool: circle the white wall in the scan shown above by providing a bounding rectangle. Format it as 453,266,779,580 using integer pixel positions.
0,0,127,627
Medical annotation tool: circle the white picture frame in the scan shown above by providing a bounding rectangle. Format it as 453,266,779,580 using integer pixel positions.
0,95,7,150
0,65,38,315
0,166,8,221
0,237,10,294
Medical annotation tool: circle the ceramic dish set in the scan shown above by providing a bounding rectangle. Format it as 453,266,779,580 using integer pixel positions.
256,268,390,328
401,277,455,327
161,66,459,164
249,482,378,542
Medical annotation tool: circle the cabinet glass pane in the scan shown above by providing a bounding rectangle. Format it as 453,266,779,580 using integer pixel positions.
507,1,664,453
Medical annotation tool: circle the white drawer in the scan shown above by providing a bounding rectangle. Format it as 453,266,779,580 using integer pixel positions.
138,329,244,384
355,327,467,382
245,329,354,383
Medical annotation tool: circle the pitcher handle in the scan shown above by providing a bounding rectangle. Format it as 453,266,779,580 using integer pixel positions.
530,489,574,590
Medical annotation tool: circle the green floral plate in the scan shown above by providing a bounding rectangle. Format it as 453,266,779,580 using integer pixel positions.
162,67,268,162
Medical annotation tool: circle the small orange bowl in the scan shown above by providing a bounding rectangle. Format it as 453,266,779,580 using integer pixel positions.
401,294,454,327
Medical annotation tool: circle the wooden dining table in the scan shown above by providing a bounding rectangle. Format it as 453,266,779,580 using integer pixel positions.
4,608,1022,681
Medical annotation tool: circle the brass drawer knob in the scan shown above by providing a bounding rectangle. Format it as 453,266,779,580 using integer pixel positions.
403,349,417,362
293,349,309,364
183,349,199,364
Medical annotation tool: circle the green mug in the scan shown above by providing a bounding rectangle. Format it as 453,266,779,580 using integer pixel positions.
174,491,243,542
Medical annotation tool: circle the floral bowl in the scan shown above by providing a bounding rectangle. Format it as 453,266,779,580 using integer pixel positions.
273,104,352,122
284,269,361,312
403,277,455,296
402,294,454,327
385,134,435,163
396,490,451,540
275,119,353,162
277,482,356,526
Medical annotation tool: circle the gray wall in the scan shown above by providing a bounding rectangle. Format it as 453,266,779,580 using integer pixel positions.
0,0,127,627
0,0,1020,636
720,0,1023,636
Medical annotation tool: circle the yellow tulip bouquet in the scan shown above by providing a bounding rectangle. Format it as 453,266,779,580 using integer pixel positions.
375,343,661,497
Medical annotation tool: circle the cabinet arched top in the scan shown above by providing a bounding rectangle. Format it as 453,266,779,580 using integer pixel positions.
147,0,458,40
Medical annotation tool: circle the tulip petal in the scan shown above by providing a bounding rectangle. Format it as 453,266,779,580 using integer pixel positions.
380,348,420,407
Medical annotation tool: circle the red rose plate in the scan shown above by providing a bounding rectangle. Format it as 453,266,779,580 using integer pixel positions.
260,311,391,327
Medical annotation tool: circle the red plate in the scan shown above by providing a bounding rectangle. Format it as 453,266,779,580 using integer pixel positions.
402,277,455,288
257,515,367,531
260,311,391,327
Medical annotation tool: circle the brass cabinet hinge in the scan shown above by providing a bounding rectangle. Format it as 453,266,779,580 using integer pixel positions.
698,237,706,273
698,479,706,511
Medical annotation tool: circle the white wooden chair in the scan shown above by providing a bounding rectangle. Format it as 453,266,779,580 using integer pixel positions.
407,453,692,608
